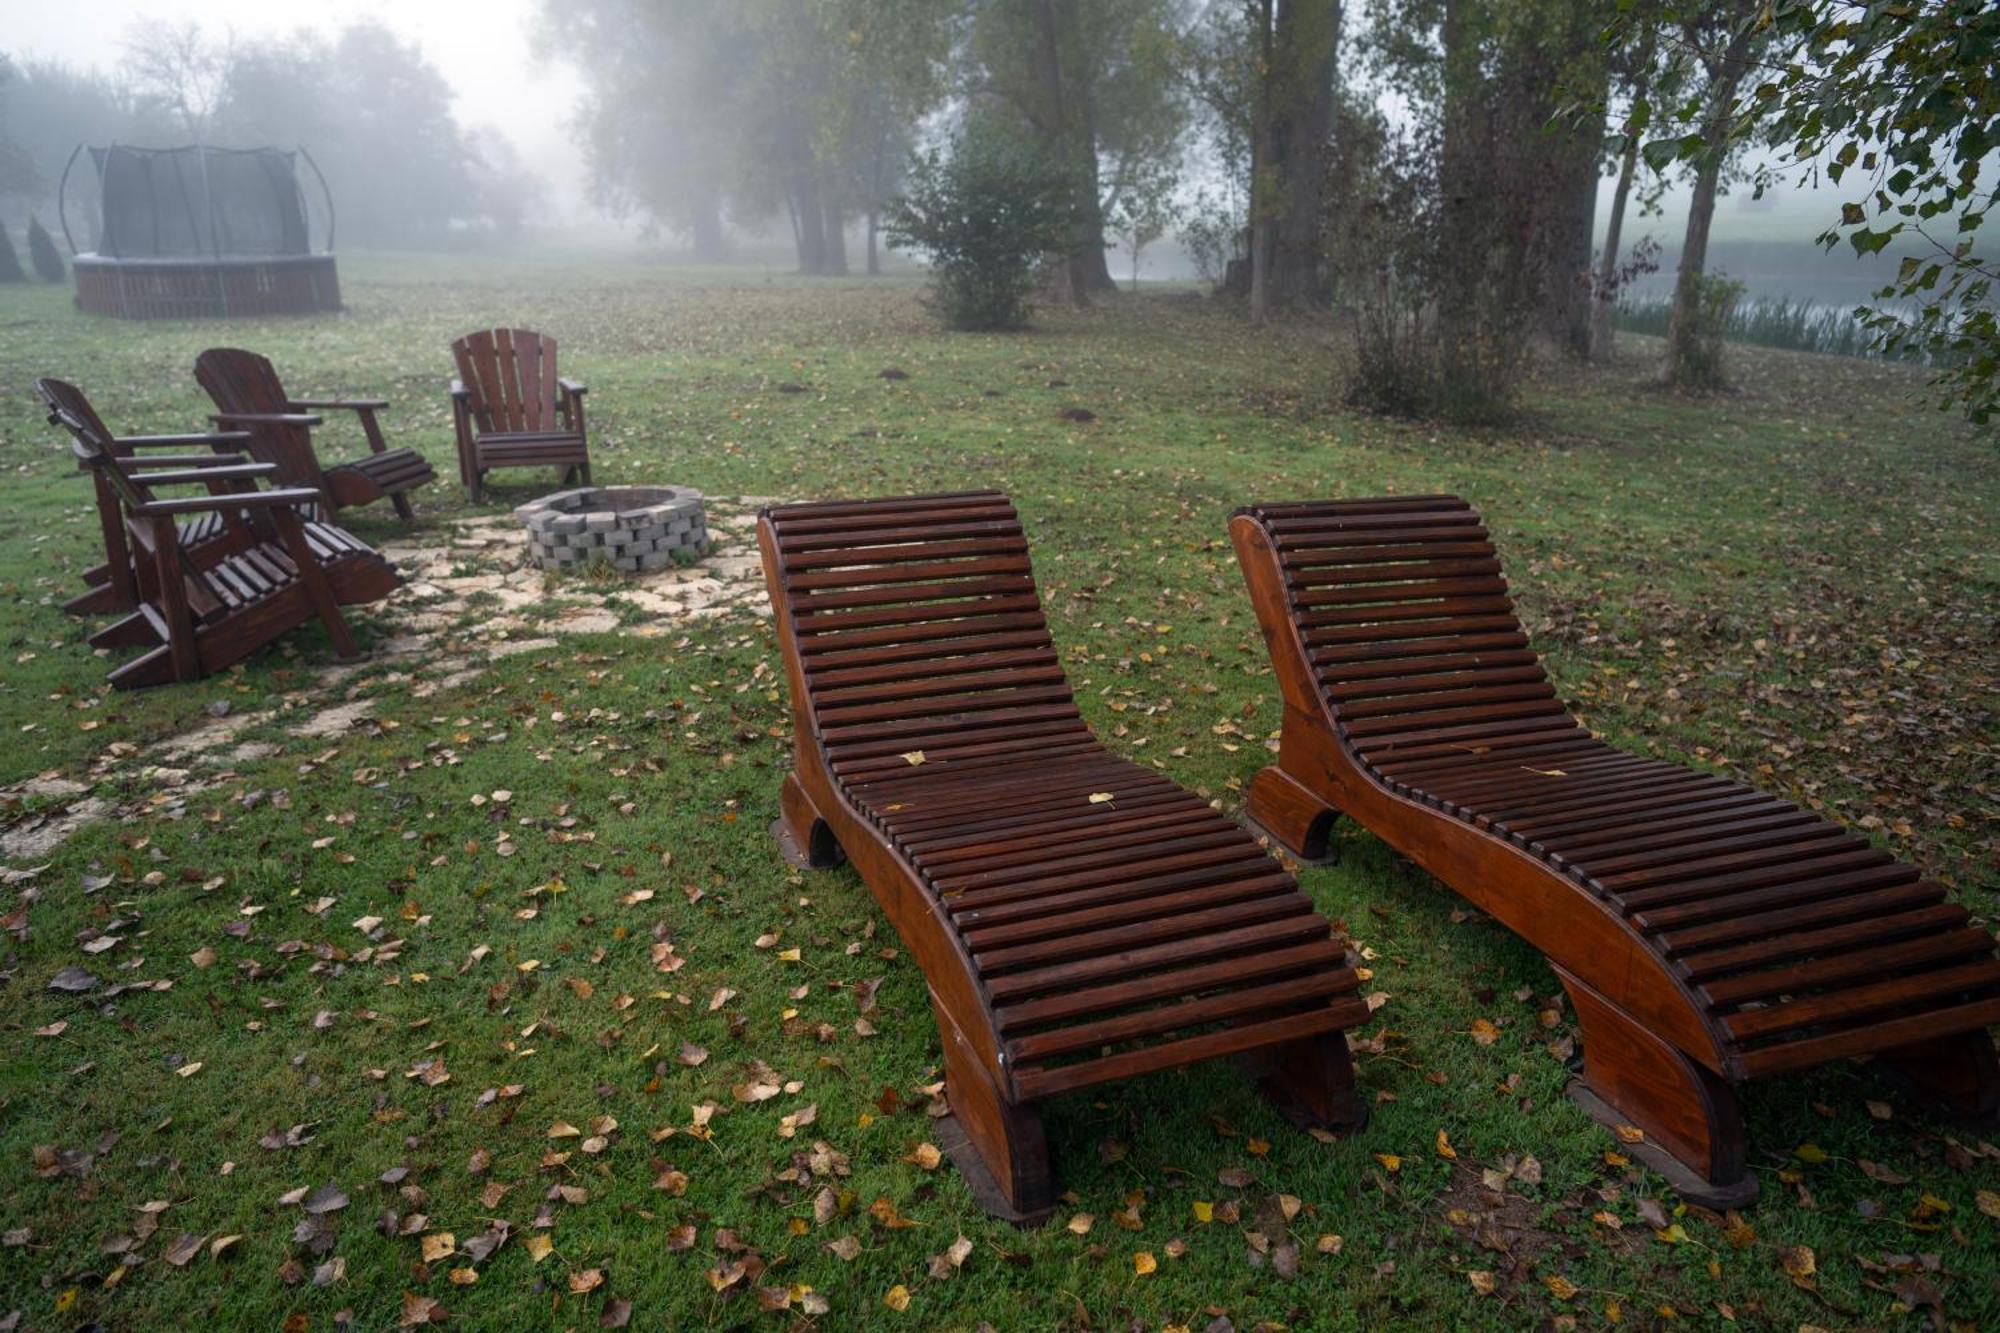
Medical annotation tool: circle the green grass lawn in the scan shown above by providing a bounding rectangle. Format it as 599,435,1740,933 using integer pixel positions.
0,251,1995,1331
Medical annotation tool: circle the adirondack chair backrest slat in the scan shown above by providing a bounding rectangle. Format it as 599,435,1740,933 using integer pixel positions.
452,328,562,435
195,347,328,494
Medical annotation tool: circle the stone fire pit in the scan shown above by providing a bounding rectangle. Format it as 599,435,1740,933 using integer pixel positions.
515,486,709,572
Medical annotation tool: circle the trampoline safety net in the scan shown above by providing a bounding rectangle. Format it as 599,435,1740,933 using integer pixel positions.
92,145,312,259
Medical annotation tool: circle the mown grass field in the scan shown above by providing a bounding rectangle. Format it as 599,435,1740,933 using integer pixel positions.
0,251,1995,1331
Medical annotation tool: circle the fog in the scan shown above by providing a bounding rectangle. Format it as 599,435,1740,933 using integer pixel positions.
0,0,1957,306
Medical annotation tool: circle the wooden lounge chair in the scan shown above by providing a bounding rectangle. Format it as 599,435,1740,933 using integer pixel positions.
448,328,591,502
40,377,255,617
760,490,1373,1221
1230,494,2000,1205
40,377,399,689
195,347,436,522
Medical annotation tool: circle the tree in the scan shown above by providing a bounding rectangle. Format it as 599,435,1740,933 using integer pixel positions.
27,215,63,280
1105,157,1181,290
123,20,231,140
962,0,1188,301
1654,0,1768,389
886,122,1079,330
1590,20,1663,358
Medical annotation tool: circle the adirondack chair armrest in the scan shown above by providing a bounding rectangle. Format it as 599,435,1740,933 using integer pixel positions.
114,430,255,448
290,397,391,412
558,378,587,398
106,452,253,470
123,462,279,486
131,486,323,517
209,411,325,428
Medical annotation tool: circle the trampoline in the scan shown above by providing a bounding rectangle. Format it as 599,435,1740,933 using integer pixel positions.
62,144,341,319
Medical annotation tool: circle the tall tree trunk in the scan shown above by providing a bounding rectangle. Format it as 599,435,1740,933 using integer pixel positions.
1436,0,1478,371
1029,0,1114,302
1267,0,1340,309
866,208,881,275
822,194,849,275
1664,26,1752,387
1248,0,1276,326
1591,132,1640,359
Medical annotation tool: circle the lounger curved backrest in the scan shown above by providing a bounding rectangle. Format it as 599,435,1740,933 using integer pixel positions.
761,490,1372,1221
1231,495,2000,1205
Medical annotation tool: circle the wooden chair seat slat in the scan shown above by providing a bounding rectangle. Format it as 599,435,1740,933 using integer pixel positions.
1232,494,1999,1205
763,491,1371,1219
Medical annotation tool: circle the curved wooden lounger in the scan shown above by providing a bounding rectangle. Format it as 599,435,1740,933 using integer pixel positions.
1230,494,2000,1205
760,490,1373,1221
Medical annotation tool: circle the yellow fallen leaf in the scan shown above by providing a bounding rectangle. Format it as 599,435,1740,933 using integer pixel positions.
1191,1200,1213,1224
176,1062,203,1078
1373,1153,1402,1172
884,1284,911,1311
524,1234,553,1263
1316,1233,1343,1254
1545,1274,1579,1300
1794,1142,1828,1164
1977,1189,2000,1220
901,751,925,766
547,1121,580,1138
1088,792,1115,804
420,1232,455,1263
1134,1251,1157,1275
1436,1129,1456,1160
904,1142,942,1170
1067,1213,1094,1235
1468,1018,1501,1045
448,1267,478,1285
1469,1270,1497,1295
776,947,802,962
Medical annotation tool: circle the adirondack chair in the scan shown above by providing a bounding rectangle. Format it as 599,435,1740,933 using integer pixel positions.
194,347,436,522
40,378,399,689
760,490,1373,1221
1230,495,2000,1205
448,328,591,501
41,377,256,617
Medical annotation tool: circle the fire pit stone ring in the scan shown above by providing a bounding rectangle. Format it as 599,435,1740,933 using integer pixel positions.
515,485,709,573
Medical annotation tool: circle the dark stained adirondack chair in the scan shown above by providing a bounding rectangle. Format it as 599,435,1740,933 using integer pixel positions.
41,377,256,617
1230,495,2000,1205
760,490,1373,1221
40,378,399,689
448,328,591,501
194,347,436,522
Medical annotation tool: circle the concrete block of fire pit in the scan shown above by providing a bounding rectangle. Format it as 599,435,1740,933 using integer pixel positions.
516,486,708,573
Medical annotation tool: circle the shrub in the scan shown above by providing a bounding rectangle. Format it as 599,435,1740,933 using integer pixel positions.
1665,272,1745,389
885,127,1078,332
26,216,63,282
0,225,23,284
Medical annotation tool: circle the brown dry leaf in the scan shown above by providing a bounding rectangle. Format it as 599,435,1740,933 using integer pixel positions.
1316,1233,1343,1254
569,1267,605,1294
1067,1213,1094,1235
190,947,216,969
209,1235,242,1261
448,1267,478,1286
676,1043,708,1067
399,1292,445,1327
524,1234,554,1263
826,1235,861,1261
903,1142,943,1171
1780,1245,1817,1286
420,1232,456,1264
1468,1270,1497,1295
548,1121,581,1139
163,1233,205,1267
1544,1275,1579,1301
601,1298,633,1328
868,1196,916,1229
1468,1019,1501,1046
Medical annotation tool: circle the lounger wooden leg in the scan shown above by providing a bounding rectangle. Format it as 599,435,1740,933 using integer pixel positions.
1880,1031,2000,1122
1556,967,1755,1208
1242,1029,1369,1134
1243,765,1342,864
931,989,1055,1224
771,772,845,870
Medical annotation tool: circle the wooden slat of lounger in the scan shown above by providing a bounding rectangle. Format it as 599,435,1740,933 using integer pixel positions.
1631,860,1917,931
887,781,1193,843
814,664,1072,711
1547,806,1820,864
949,860,1279,930
991,929,1343,1018
977,891,1319,975
783,536,1031,570
1304,614,1526,648
1593,826,1859,894
962,874,1299,954
776,519,1026,555
833,732,1100,780
1656,881,1945,956
942,839,1260,909
1298,595,1516,627
1701,928,1998,1008
785,555,1036,592
790,574,1040,615
915,802,1217,869
1508,789,1784,846
1312,631,1531,667
1327,663,1549,701
1008,972,1353,1064
1725,958,2000,1044
1737,997,2000,1078
810,646,1059,691
1014,1003,1368,1102
1676,903,1972,982
931,824,1247,891
863,765,1169,830
1557,810,1832,874
791,596,1047,640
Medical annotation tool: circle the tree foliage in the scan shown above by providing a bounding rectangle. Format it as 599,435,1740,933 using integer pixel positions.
1625,1,1998,423
884,124,1079,330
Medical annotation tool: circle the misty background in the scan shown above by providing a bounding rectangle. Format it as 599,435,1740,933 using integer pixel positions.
0,0,1920,305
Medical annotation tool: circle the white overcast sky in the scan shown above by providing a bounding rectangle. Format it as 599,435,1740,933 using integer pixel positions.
9,0,593,219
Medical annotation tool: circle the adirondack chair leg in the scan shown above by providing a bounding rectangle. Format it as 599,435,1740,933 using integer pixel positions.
1239,1029,1369,1133
90,612,161,650
390,490,415,522
274,514,362,661
1880,1031,2000,1122
771,772,844,870
931,988,1055,1224
1556,967,1754,1208
1243,765,1342,864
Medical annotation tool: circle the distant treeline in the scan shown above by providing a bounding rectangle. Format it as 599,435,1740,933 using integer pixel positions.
0,24,534,252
